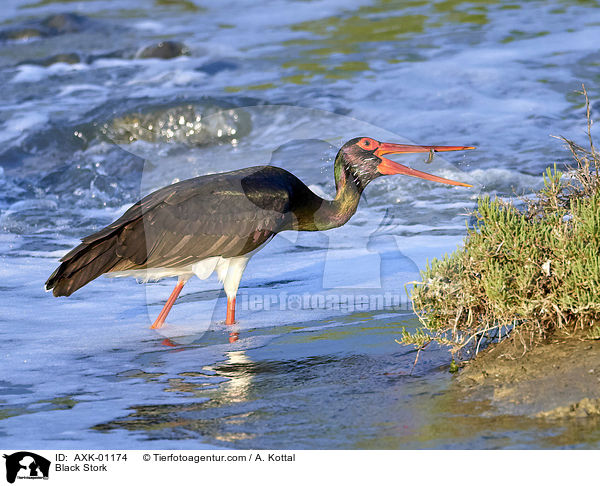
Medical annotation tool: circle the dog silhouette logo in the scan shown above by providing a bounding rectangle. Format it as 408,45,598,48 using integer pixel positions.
3,452,50,483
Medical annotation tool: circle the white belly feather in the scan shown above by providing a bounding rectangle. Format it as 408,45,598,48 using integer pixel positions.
107,254,251,299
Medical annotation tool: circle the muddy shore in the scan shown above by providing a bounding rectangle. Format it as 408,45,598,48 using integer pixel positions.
454,336,600,419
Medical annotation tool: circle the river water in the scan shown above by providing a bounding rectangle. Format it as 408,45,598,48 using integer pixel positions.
1,0,599,449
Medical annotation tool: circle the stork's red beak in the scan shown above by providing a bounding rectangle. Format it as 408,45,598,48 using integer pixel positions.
375,142,474,187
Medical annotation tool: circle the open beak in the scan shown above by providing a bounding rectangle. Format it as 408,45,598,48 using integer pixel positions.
375,142,474,187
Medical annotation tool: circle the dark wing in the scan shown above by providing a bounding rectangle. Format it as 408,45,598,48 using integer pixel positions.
46,166,298,296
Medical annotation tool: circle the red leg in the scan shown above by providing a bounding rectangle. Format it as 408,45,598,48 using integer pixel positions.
226,297,236,325
151,280,186,329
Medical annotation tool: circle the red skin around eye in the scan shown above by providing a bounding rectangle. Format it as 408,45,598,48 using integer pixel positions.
358,138,379,150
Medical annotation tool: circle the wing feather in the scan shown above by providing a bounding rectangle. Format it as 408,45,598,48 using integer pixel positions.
46,166,310,295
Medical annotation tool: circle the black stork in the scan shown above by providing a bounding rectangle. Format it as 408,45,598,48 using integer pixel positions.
45,137,473,328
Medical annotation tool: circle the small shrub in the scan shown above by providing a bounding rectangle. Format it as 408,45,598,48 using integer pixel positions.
402,86,600,357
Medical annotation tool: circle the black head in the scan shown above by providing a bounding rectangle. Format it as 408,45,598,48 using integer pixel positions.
335,137,382,192
334,136,474,192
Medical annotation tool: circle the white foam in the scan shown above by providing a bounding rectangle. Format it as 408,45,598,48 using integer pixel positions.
0,112,48,144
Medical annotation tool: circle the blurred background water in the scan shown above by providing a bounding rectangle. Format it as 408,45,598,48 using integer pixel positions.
1,0,599,449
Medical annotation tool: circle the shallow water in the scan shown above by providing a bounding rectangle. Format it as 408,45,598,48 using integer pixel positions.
1,0,600,449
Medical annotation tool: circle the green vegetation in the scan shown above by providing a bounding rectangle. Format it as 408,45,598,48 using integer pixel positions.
402,88,600,357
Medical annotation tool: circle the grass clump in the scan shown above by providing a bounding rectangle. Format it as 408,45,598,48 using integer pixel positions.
402,87,600,358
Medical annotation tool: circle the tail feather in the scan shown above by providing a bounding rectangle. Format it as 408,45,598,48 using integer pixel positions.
45,238,123,296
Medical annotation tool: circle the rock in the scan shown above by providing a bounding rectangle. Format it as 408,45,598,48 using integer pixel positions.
0,27,45,42
40,13,90,35
95,103,251,146
0,13,93,41
136,41,190,59
0,13,91,42
19,53,81,67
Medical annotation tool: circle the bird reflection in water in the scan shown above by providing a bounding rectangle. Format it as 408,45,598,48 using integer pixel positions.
216,350,253,405
159,320,241,348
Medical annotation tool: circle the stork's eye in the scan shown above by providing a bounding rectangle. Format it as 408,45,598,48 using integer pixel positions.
358,138,378,150
356,137,379,151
